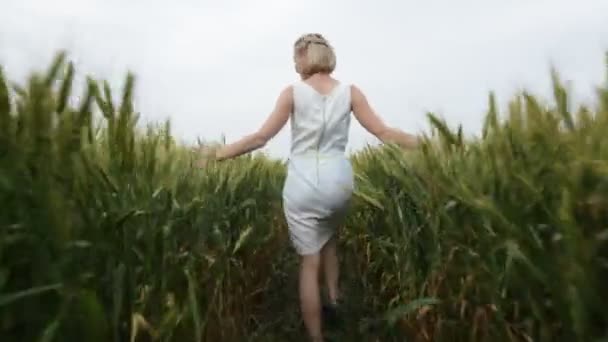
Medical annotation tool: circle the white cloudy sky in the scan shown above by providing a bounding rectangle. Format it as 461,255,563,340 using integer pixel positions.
1,0,608,158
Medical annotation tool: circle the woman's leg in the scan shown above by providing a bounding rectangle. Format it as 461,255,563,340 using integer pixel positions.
320,237,340,304
299,253,324,341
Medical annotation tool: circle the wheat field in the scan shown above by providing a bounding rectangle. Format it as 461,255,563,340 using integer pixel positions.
0,52,607,341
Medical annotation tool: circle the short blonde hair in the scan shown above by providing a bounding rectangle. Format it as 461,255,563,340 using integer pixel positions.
294,33,336,77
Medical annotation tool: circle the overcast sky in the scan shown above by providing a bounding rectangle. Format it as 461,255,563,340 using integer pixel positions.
2,0,608,158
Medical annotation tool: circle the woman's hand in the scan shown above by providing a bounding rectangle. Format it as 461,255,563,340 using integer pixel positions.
192,143,221,168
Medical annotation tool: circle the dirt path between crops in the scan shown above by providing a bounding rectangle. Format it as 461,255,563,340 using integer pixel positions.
248,250,391,341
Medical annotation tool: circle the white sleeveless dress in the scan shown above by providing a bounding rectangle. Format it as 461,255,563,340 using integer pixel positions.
282,81,355,255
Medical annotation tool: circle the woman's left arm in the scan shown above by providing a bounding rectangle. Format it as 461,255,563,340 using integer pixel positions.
213,85,293,161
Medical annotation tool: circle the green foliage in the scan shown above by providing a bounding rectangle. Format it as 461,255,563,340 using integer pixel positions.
0,52,607,341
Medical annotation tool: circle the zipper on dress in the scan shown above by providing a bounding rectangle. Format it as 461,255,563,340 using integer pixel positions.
316,96,328,186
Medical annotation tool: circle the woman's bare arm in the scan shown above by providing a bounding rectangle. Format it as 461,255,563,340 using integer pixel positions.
213,85,293,161
350,84,419,149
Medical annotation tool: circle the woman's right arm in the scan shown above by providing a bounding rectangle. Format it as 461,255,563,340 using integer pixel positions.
350,84,419,149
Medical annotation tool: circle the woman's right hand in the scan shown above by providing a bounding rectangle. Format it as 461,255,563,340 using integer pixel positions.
192,143,221,168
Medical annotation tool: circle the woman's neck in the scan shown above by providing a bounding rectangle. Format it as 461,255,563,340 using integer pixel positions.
301,72,331,81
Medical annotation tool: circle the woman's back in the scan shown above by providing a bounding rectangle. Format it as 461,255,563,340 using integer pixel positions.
283,75,355,256
289,78,351,157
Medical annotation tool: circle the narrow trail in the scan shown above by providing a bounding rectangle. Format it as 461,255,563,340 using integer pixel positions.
247,248,391,341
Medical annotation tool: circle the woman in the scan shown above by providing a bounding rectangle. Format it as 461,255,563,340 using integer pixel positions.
197,33,419,341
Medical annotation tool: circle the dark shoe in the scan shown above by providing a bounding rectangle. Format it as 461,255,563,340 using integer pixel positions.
322,299,344,327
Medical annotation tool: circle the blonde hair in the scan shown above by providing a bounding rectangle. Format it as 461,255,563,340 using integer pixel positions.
294,33,336,77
